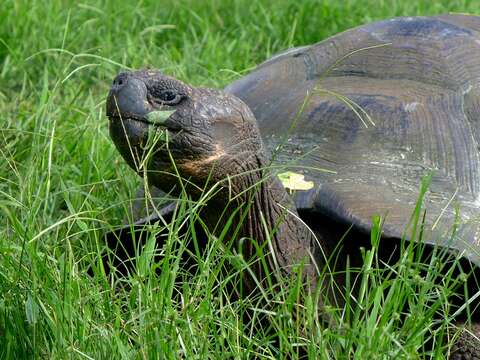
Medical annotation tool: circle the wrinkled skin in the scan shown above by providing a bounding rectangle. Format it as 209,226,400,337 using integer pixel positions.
107,71,264,196
450,323,480,360
106,70,321,291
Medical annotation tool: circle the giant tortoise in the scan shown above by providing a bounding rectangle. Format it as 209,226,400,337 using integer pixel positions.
105,15,480,357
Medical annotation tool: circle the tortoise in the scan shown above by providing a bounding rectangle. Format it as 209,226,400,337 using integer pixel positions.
105,15,480,357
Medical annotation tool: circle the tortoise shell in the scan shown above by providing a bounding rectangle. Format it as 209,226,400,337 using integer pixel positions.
225,15,480,265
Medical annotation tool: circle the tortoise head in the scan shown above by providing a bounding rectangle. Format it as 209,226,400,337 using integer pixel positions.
106,70,263,193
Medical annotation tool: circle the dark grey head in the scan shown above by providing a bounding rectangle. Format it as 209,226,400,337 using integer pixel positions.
106,70,263,193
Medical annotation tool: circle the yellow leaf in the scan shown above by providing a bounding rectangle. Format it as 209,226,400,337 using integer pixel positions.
278,171,314,191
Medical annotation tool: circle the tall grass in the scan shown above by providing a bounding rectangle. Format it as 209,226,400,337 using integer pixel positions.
1,0,480,358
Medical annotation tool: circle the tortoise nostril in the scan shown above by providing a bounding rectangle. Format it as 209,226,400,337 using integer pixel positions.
112,73,129,91
107,72,149,118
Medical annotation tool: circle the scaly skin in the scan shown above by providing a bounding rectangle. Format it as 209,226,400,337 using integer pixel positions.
450,323,480,359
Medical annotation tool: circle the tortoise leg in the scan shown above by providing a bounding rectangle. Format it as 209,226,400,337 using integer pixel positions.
450,322,480,359
99,185,176,276
104,202,177,274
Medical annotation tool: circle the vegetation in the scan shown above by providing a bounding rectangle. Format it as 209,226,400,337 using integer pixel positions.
1,0,480,358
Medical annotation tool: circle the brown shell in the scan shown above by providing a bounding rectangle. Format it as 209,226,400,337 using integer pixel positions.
225,15,480,265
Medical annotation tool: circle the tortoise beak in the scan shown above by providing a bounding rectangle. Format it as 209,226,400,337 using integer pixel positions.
106,72,151,120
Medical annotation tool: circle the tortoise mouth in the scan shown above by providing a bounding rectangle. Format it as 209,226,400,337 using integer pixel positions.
108,114,174,132
108,113,181,156
108,107,181,130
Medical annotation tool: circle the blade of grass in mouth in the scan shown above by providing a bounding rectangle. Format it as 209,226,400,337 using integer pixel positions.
146,110,176,125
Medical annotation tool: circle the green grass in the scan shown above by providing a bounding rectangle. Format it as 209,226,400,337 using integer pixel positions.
1,0,480,358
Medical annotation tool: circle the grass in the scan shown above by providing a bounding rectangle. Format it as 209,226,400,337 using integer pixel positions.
1,0,480,358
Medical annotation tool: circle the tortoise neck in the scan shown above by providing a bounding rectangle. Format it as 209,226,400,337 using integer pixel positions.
205,153,320,283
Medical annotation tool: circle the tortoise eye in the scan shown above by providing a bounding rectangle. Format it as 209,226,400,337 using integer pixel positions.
157,89,182,105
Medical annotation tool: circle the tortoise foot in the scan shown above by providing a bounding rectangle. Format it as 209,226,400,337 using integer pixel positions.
450,323,480,360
